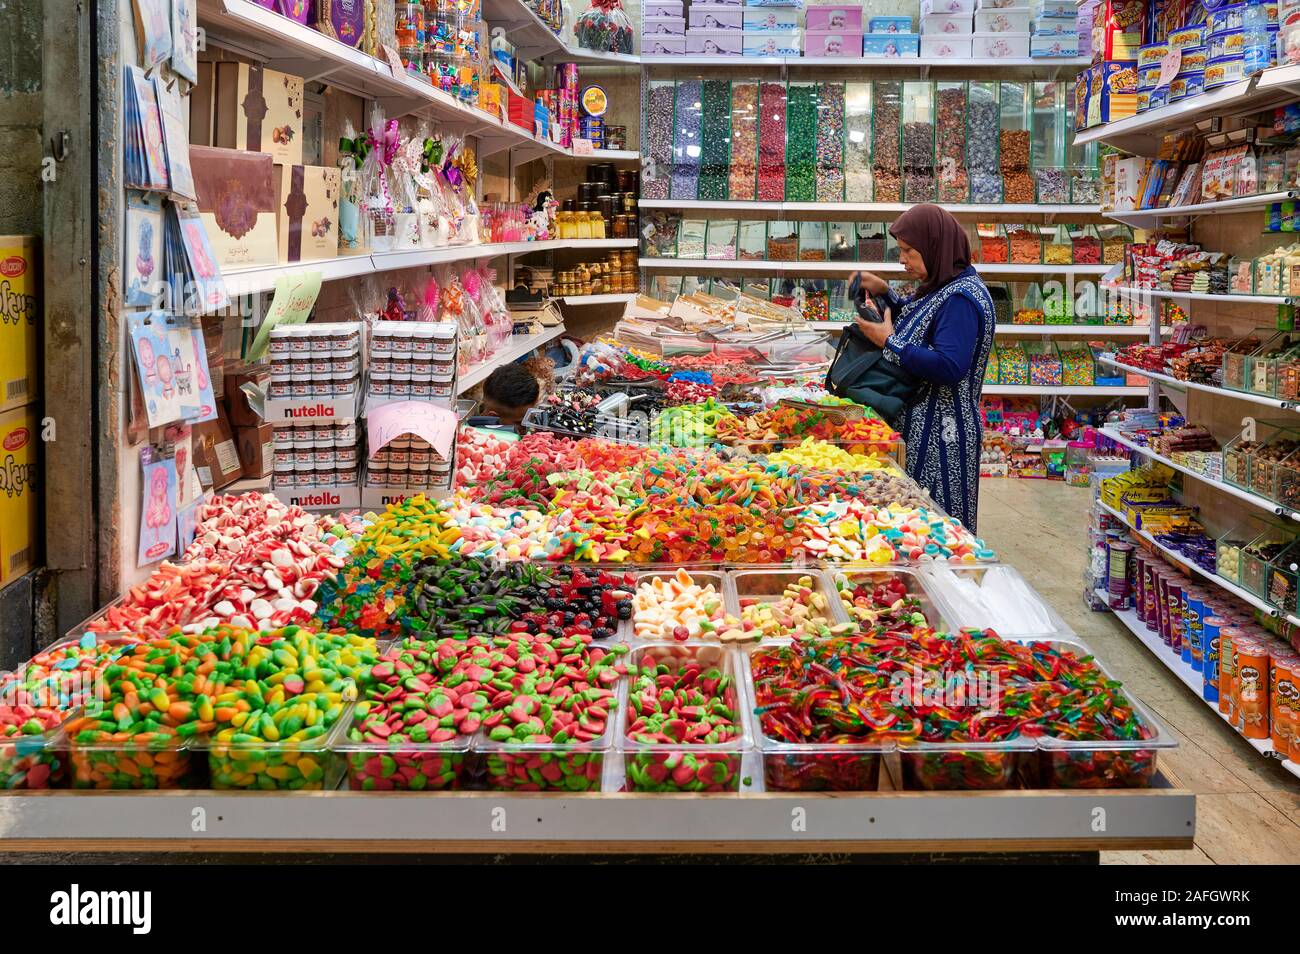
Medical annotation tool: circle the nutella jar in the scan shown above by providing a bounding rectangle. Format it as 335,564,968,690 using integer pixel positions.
273,445,295,467
311,352,332,376
335,419,357,445
332,372,354,397
292,425,314,449
367,464,388,487
290,381,312,400
316,468,337,487
309,328,331,354
412,325,435,357
430,379,454,399
431,322,457,356
391,370,412,397
409,446,432,465
370,372,392,397
388,447,410,465
336,445,357,466
370,354,393,375
313,447,335,468
370,326,393,359
293,447,314,466
371,446,391,463
312,423,333,446
288,326,312,356
337,467,358,487
409,460,431,483
269,374,291,399
431,459,453,482
290,356,312,380
389,461,410,484
334,328,357,358
412,357,434,382
430,355,455,382
391,330,414,358
269,326,294,360
410,380,432,399
275,470,297,489
272,426,294,448
294,458,315,481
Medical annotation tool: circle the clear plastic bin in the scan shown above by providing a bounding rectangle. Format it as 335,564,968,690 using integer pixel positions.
897,738,1037,791
902,80,936,203
193,727,343,791
0,718,66,789
631,569,731,642
829,566,946,631
475,713,613,792
1221,428,1257,490
1249,425,1300,502
1249,336,1300,398
705,219,739,261
977,223,1009,264
743,646,893,791
1266,539,1300,615
63,726,194,789
329,702,473,791
845,82,874,202
872,80,903,202
967,80,1001,203
1216,523,1251,586
935,80,969,203
1240,525,1296,598
1029,639,1178,789
727,568,845,642
619,643,749,792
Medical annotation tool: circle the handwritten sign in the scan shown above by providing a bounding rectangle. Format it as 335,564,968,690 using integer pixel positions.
248,271,323,361
572,137,594,156
1158,49,1180,88
367,401,458,460
382,44,407,77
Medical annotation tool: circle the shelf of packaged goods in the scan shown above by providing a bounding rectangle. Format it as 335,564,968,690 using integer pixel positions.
559,293,636,305
639,259,1110,276
983,385,1148,396
1096,499,1283,618
456,325,567,394
0,785,1194,853
808,322,1165,335
1100,356,1300,412
221,252,379,298
1100,426,1300,523
1108,284,1292,306
197,0,623,160
640,55,1089,76
1105,192,1298,228
638,199,1103,220
1071,77,1295,153
481,0,640,65
1102,595,1300,777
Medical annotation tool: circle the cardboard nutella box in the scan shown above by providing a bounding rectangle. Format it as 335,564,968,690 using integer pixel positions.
0,236,38,414
235,423,275,479
192,405,243,490
215,62,305,166
0,405,39,590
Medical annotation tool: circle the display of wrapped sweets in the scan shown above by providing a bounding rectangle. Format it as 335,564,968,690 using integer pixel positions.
574,0,635,52
785,82,818,201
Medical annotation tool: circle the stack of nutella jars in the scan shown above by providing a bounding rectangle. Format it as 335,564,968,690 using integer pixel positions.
366,320,458,404
365,431,453,493
271,417,360,490
267,322,362,401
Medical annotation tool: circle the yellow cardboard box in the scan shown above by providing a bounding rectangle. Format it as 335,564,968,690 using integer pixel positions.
0,405,39,589
0,236,38,413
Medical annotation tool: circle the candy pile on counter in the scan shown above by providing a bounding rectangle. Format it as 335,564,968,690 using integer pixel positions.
713,403,900,453
766,437,900,475
87,495,354,636
650,398,735,447
833,572,931,634
737,574,846,642
751,630,1161,790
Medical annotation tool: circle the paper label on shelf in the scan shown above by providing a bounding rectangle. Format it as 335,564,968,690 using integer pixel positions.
1158,50,1180,88
382,44,406,76
573,137,593,155
247,271,323,361
366,401,457,458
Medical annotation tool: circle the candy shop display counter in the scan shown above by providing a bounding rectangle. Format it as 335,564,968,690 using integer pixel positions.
0,781,1194,856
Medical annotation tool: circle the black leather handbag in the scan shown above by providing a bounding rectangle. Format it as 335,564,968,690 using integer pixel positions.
825,291,920,423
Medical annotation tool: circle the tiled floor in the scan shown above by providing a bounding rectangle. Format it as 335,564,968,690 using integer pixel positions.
977,477,1300,865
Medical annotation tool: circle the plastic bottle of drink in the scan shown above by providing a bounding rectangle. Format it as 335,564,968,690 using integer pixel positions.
1243,0,1272,76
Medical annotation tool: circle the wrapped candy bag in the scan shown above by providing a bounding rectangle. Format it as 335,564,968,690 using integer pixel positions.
574,0,633,53
337,119,368,251
466,265,512,353
362,108,399,251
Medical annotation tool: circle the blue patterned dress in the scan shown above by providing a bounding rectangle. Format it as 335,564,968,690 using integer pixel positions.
878,267,995,532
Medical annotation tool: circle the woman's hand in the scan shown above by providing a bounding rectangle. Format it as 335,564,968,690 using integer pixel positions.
856,307,894,348
855,271,890,297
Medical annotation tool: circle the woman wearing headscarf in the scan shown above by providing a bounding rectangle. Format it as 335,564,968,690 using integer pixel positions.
853,204,995,532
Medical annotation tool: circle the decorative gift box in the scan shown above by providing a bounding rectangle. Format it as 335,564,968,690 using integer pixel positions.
972,30,1030,55
643,15,687,34
645,0,684,14
214,62,304,166
922,0,975,13
190,145,280,269
743,8,798,29
689,5,743,28
922,13,975,33
806,6,864,30
686,29,743,54
862,32,920,54
921,34,974,55
276,163,341,264
316,0,366,47
975,8,1030,31
744,31,802,54
803,30,857,54
643,35,687,54
1031,34,1078,55
868,15,914,31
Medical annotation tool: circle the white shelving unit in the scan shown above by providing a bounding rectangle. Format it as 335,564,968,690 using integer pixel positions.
221,239,637,296
1108,285,1292,306
1105,192,1298,228
1103,596,1300,780
1101,426,1299,522
809,322,1167,335
1096,499,1284,619
639,199,1102,219
1100,356,1300,412
641,259,1109,276
984,384,1149,396
640,55,1089,75
560,293,636,306
480,0,640,65
456,325,567,394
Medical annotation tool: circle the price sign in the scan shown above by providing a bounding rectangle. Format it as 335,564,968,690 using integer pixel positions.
1158,49,1181,88
382,44,406,76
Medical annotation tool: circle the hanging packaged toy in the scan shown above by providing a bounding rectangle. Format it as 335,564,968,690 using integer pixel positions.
388,133,426,250
574,0,634,53
362,108,400,251
337,118,369,252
